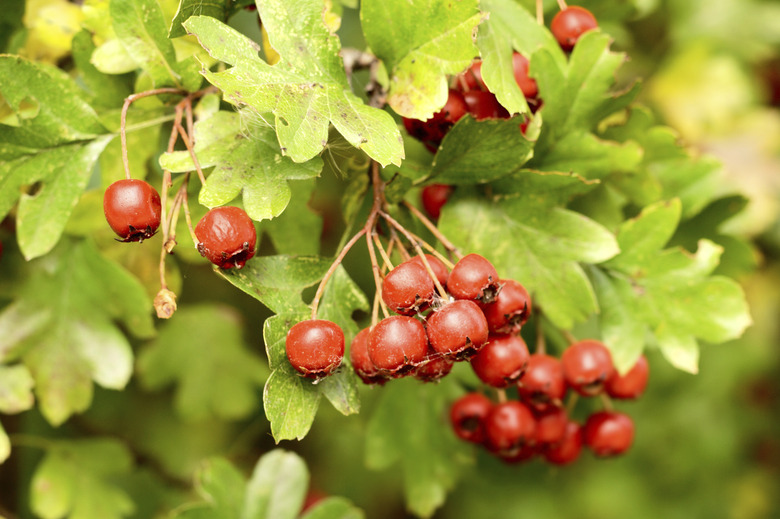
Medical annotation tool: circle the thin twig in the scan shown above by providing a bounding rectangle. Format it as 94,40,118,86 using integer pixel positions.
402,200,462,258
372,232,395,272
535,315,546,355
536,0,544,24
557,0,568,10
310,227,367,319
599,393,614,412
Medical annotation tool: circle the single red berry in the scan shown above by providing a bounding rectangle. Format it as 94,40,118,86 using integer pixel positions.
583,411,634,457
367,316,428,376
195,206,257,269
408,254,449,288
382,260,435,315
413,350,454,382
426,300,489,359
469,334,530,388
103,179,162,242
518,354,567,411
402,89,467,147
605,355,649,399
551,6,598,52
349,327,386,385
498,444,537,464
561,339,615,396
543,421,583,465
420,184,454,221
481,279,532,334
484,401,537,455
534,406,568,445
511,52,538,98
462,90,510,120
449,392,493,443
285,319,345,379
448,253,501,303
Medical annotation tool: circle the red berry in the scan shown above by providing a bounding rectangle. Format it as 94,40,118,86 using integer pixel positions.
382,260,436,315
498,444,537,464
551,6,598,52
413,350,454,382
543,421,583,465
583,411,634,457
561,339,615,396
367,316,428,376
195,206,257,269
534,406,568,445
103,179,162,242
420,184,454,220
511,52,538,98
484,401,537,455
462,90,510,120
449,392,493,443
605,355,649,399
448,253,501,303
408,254,449,288
402,90,467,147
469,334,530,388
459,60,487,91
518,354,567,411
349,328,386,385
285,320,345,379
481,279,532,334
426,300,489,359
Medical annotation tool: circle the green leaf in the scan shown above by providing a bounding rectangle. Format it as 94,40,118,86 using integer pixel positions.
184,11,404,166
0,420,9,464
169,0,228,38
439,181,619,329
0,364,35,413
0,240,153,425
0,56,106,150
137,305,267,422
263,179,323,256
71,30,132,109
429,116,534,185
183,458,245,519
360,0,481,119
30,438,135,519
301,497,365,519
160,110,323,221
244,449,308,519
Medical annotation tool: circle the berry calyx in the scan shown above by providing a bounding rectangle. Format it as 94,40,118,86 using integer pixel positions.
447,253,501,303
551,6,598,52
426,300,489,359
481,279,532,334
408,254,449,288
517,354,567,411
484,401,537,455
450,392,493,443
511,52,538,98
382,260,436,315
349,327,386,385
195,206,257,269
583,411,634,457
543,421,583,465
561,339,615,396
421,184,454,221
469,334,530,388
285,319,345,379
605,355,649,399
367,316,428,376
103,179,162,242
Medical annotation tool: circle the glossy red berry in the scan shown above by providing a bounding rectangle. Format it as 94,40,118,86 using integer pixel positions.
408,254,449,288
534,406,568,445
420,184,454,220
481,279,532,334
605,355,649,399
195,206,257,269
484,401,537,455
511,52,538,98
561,339,615,396
349,328,386,385
462,90,509,120
285,320,345,379
103,179,162,242
382,260,435,315
551,6,598,52
367,316,428,376
448,253,501,303
413,350,454,382
450,392,493,443
426,300,489,359
469,334,530,388
543,421,583,465
583,411,634,457
518,354,567,411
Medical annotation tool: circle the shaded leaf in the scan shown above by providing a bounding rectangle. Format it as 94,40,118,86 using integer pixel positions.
244,449,308,519
301,497,365,519
170,0,229,38
0,364,35,414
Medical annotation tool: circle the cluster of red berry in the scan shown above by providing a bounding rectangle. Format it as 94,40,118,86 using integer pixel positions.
450,343,648,465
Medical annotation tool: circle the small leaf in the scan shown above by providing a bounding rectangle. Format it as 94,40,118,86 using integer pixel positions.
301,497,365,519
244,449,309,519
263,179,323,255
0,364,35,413
188,458,246,519
0,420,9,464
71,30,132,109
169,0,229,38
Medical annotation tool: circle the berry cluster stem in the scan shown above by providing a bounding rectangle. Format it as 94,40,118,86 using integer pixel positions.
402,200,462,260
536,0,544,24
556,0,568,10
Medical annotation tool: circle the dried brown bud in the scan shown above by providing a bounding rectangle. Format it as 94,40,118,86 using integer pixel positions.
154,288,177,319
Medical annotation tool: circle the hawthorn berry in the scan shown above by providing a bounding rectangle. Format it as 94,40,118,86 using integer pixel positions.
484,401,537,455
421,184,454,221
462,90,510,120
408,254,449,288
551,6,598,52
518,354,567,411
349,327,386,385
583,411,634,457
561,339,615,396
382,260,435,315
448,253,501,303
534,406,568,445
426,300,489,359
481,279,532,334
413,350,454,383
543,421,583,465
195,206,257,269
285,319,345,379
459,60,486,91
605,355,649,399
103,179,162,242
511,52,538,98
469,334,530,388
402,89,467,147
449,392,493,443
367,316,428,376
